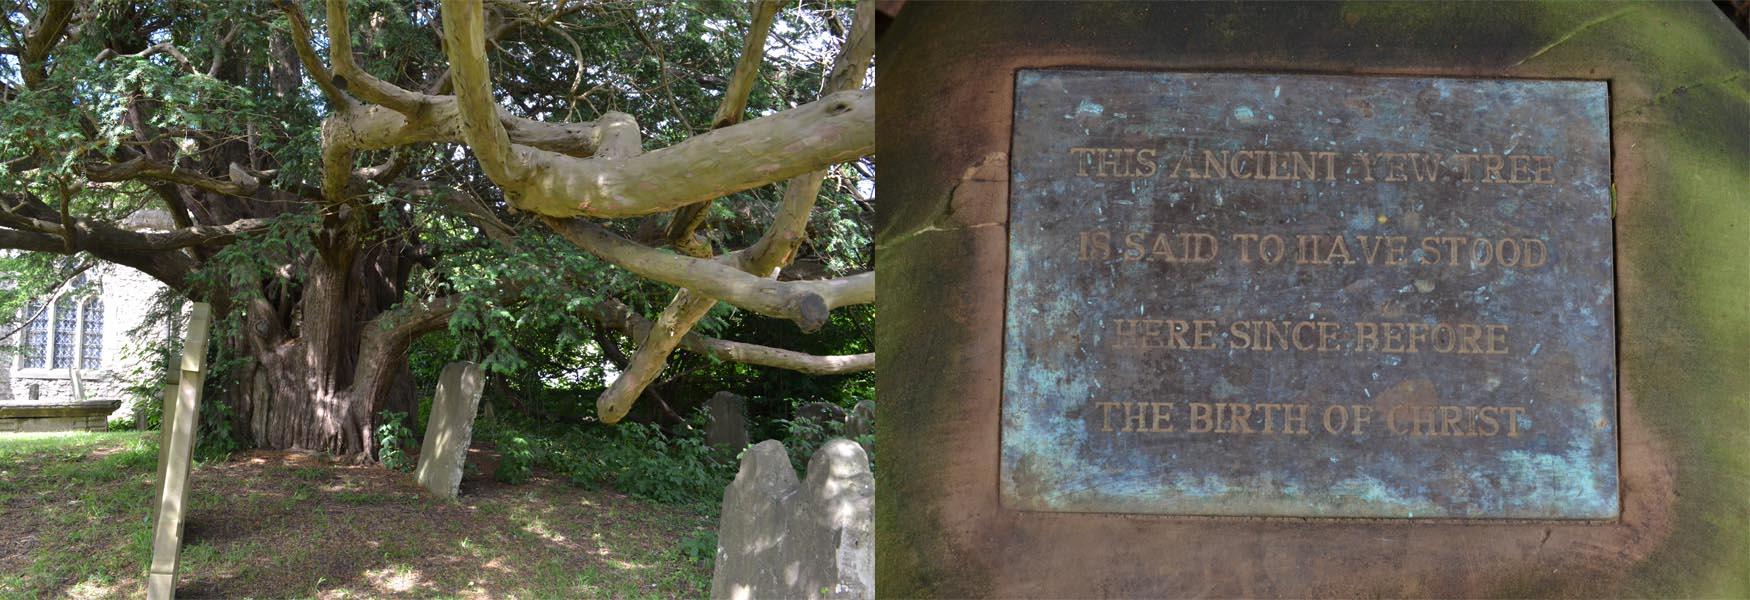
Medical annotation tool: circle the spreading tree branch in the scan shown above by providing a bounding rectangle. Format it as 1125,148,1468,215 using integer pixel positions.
713,0,783,130
277,0,355,109
594,0,876,423
441,0,872,218
663,0,785,253
20,0,75,89
84,157,264,197
542,217,871,329
593,298,872,376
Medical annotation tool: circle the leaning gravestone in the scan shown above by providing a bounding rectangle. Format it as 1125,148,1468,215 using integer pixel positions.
414,362,486,500
147,303,212,600
878,2,1748,598
705,391,749,454
712,439,874,600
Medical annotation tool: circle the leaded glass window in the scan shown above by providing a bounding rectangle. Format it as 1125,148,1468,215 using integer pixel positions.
52,299,76,368
81,298,103,369
20,299,47,368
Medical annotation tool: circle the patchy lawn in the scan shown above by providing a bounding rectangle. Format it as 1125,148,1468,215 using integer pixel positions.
0,431,717,599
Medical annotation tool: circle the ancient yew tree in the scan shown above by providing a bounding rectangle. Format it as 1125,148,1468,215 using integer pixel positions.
0,0,873,458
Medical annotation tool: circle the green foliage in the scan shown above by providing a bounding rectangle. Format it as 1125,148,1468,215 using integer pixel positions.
374,411,418,472
777,416,837,473
678,529,718,568
185,211,321,303
194,391,241,462
482,417,734,506
773,412,874,475
116,289,191,433
495,435,533,484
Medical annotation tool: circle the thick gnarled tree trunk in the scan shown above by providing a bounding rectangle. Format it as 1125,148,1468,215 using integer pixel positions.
225,216,434,458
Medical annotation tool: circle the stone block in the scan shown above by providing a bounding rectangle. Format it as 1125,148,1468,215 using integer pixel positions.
845,400,874,439
711,439,874,600
414,362,486,500
705,391,749,454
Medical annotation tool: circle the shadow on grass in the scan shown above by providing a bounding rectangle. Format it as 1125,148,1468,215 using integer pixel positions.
0,431,717,599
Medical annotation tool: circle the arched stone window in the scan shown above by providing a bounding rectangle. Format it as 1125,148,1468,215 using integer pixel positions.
15,281,104,371
52,299,77,369
20,299,47,369
81,297,103,370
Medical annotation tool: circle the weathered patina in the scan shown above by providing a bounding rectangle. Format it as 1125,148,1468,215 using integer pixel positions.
877,1,1747,597
1002,71,1617,519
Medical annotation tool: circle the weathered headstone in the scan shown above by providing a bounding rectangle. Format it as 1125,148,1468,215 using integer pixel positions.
790,402,849,452
414,361,486,500
846,400,874,439
796,401,847,423
712,439,874,600
147,303,211,600
705,391,749,454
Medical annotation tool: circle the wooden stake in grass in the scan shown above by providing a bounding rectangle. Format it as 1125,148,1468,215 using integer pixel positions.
147,303,211,600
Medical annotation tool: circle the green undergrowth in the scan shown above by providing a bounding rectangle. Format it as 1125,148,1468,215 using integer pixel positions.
478,413,735,508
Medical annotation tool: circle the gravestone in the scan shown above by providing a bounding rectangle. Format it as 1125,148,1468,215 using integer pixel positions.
711,439,874,600
705,391,749,454
147,303,212,600
795,401,848,426
846,400,874,439
791,402,849,451
877,2,1748,598
414,361,486,500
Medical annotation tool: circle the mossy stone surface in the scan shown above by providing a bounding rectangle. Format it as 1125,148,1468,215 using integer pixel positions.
876,2,1747,597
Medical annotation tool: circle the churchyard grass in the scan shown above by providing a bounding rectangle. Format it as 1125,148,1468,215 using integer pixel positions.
0,431,716,598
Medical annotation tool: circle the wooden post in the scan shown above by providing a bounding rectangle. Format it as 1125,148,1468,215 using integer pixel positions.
146,303,211,600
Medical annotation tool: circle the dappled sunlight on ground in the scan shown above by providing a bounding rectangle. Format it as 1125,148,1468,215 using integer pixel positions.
362,565,427,594
64,577,121,599
1,431,716,599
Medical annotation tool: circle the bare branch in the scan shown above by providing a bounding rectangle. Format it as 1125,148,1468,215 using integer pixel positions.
277,0,355,109
594,298,873,376
208,23,244,78
20,0,75,88
0,227,66,252
325,0,429,113
441,0,523,185
662,0,785,252
0,190,269,251
742,0,875,269
111,218,273,250
354,294,464,410
84,157,264,197
444,0,869,217
550,90,870,217
713,0,782,130
542,217,871,329
593,0,878,422
94,43,200,75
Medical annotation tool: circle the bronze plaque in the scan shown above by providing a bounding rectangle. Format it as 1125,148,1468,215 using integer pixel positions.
1002,71,1617,519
